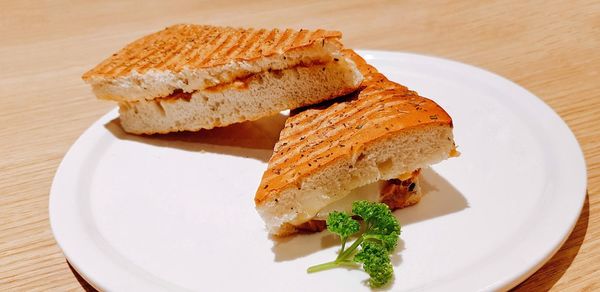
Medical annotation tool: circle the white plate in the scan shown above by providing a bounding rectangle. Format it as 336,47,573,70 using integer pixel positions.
50,50,586,291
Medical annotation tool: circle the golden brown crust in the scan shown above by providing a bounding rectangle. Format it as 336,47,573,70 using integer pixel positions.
255,50,452,204
82,24,342,80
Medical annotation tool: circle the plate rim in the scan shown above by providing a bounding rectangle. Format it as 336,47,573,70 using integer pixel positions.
49,49,587,291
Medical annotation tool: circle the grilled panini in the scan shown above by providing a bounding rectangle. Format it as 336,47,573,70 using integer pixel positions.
255,50,457,236
82,24,363,134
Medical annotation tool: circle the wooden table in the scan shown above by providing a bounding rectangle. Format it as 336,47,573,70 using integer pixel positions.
1,1,599,290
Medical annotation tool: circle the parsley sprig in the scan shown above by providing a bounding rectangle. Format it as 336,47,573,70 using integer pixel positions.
307,200,401,287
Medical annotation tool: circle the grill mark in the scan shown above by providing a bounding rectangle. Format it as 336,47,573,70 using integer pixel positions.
196,27,222,61
274,90,395,151
197,32,236,66
111,29,182,76
188,31,224,66
266,86,418,170
291,29,309,47
268,94,408,167
243,29,273,59
221,28,254,61
195,27,236,66
310,29,325,39
209,28,245,65
283,107,354,146
284,102,351,136
193,26,223,58
161,26,214,70
257,29,279,54
275,29,296,52
275,105,389,165
183,26,207,67
100,32,163,75
169,26,218,68
264,99,441,191
287,85,402,130
87,25,344,79
364,114,400,128
126,30,185,74
236,29,266,59
264,108,406,185
288,102,343,129
102,35,155,76
154,34,196,70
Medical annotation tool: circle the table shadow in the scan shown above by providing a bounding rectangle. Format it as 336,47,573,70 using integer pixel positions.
104,113,288,162
271,168,468,262
394,167,469,226
511,192,589,291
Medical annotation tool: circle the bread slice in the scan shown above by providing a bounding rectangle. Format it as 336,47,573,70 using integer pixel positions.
254,50,457,236
82,24,363,134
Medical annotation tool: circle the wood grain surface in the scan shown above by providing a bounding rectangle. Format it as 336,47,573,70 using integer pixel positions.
1,0,599,290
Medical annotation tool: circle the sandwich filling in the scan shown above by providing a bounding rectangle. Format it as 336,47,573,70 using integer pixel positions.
121,57,351,107
290,169,421,233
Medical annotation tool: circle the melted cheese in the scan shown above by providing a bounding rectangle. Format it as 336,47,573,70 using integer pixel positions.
314,181,385,220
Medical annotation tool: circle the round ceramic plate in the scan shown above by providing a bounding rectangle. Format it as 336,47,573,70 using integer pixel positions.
50,50,586,291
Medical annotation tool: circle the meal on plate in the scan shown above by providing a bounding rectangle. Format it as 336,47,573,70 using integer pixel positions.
82,24,363,134
82,24,457,287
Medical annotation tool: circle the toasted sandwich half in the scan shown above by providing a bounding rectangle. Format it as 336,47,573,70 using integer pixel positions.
255,50,457,236
82,24,363,134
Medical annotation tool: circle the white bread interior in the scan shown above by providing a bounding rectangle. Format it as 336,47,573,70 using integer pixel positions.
118,56,362,134
257,125,454,235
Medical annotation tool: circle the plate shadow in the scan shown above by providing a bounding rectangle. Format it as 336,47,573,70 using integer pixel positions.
511,193,589,291
271,168,468,261
67,261,98,292
394,167,469,226
104,113,288,162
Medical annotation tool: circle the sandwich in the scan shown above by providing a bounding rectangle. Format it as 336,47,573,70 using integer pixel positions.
82,24,363,134
255,50,458,236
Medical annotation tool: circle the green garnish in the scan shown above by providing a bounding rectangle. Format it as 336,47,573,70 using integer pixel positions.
307,200,401,287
